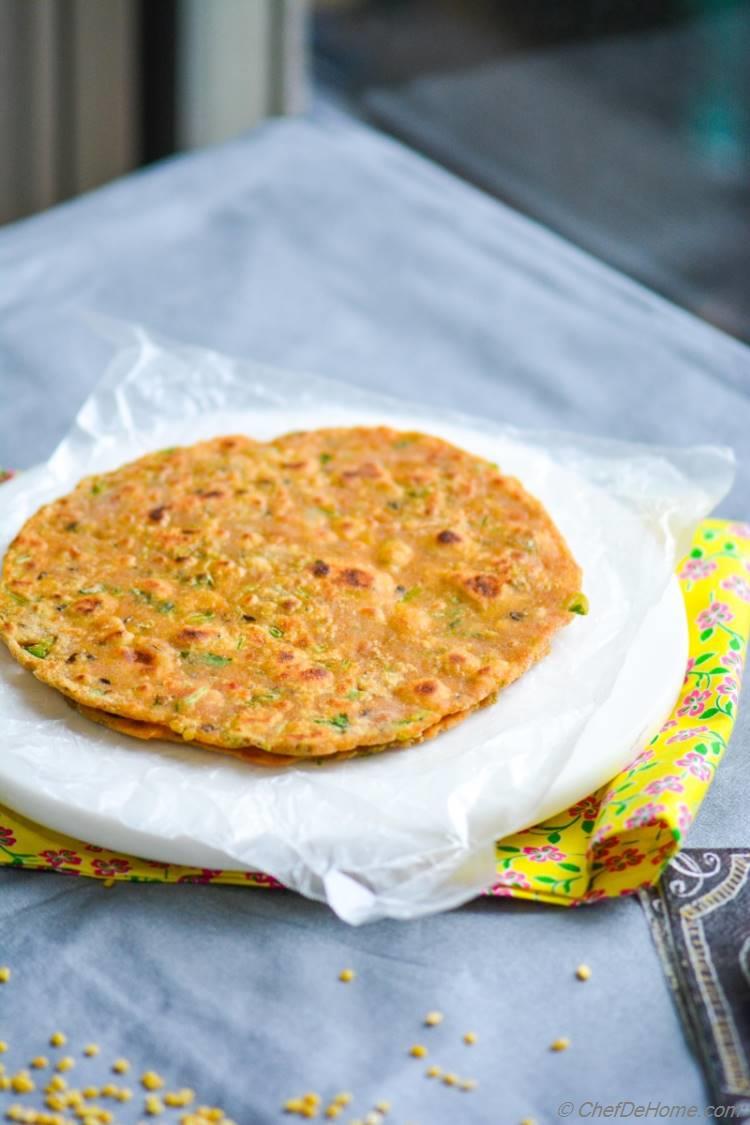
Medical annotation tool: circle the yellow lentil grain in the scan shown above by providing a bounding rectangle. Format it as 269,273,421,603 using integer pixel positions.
364,1114,382,1125
425,1065,441,1079
114,1089,132,1103
30,1059,48,1071
141,1072,164,1091
324,1108,341,1120
299,1108,317,1121
82,1047,99,1059
374,1103,390,1115
45,1077,67,1093
55,1059,74,1074
333,1093,352,1106
338,969,355,983
550,1038,571,1052
10,1072,35,1094
520,1119,537,1125
111,1059,129,1075
408,1044,427,1058
283,1100,304,1114
144,1094,164,1116
44,1099,64,1113
0,1043,7,1053
424,1010,443,1026
99,1085,117,1099
203,1111,223,1123
441,1073,458,1087
49,1035,66,1049
98,1113,114,1125
303,1094,321,1106
0,1077,9,1092
460,1079,478,1092
0,967,11,983
575,964,592,981
463,1032,477,1045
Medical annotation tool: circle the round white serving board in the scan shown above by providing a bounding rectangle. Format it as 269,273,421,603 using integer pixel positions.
0,412,687,874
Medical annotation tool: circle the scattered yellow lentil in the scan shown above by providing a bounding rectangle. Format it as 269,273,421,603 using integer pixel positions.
374,1103,390,1114
575,964,592,981
409,1044,428,1059
302,1094,321,1106
141,1072,165,1091
364,1114,382,1125
114,1088,132,1103
460,1079,478,1092
82,1046,99,1059
424,1010,443,1026
81,1088,98,1100
338,969,355,983
520,1119,537,1125
324,1108,341,1120
283,1100,305,1114
463,1031,478,1045
201,1110,224,1123
425,1065,441,1079
10,1071,35,1094
55,1059,74,1074
144,1094,164,1116
0,1043,7,1053
298,1107,317,1120
333,1093,352,1106
30,1059,48,1071
45,1077,67,1094
441,1073,458,1087
164,1090,193,1108
99,1085,118,1099
111,1059,129,1074
550,1037,571,1052
0,1077,9,1092
0,968,11,983
49,1034,66,1049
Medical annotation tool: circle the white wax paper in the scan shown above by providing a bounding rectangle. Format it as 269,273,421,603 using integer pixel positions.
0,322,735,922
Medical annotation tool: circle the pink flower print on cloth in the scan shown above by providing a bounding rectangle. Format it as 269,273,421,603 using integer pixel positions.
675,751,712,782
678,690,711,717
680,557,717,582
697,602,733,630
522,845,566,863
716,676,740,705
721,575,750,603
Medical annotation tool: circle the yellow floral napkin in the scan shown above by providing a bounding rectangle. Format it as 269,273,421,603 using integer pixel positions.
0,516,747,905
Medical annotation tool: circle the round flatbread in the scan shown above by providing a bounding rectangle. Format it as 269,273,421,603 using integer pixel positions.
71,696,493,768
0,427,583,757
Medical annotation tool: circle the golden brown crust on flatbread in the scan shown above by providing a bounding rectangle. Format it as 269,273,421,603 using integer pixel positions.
1,428,581,757
72,696,492,768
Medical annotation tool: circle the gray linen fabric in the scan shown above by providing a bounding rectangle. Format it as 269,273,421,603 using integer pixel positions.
0,102,748,1123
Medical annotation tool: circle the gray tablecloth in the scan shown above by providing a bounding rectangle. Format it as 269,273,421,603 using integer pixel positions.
0,102,748,1124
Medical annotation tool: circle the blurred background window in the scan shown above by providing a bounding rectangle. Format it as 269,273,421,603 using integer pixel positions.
314,0,750,343
0,0,307,222
1,0,748,343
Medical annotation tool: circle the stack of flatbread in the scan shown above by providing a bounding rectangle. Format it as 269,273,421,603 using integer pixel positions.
0,427,584,767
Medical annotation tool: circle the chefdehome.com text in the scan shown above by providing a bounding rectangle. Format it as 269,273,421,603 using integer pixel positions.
556,1102,750,1119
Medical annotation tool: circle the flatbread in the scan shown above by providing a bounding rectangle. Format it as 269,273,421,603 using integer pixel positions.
1,427,583,757
71,695,493,768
